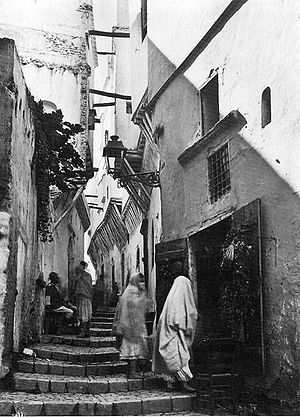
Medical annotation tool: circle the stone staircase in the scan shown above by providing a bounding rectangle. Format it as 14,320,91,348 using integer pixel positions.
0,309,197,416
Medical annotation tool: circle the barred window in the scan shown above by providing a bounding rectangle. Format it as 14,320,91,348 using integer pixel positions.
208,143,231,203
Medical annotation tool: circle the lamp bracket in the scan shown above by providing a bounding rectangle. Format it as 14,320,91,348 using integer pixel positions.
110,170,160,188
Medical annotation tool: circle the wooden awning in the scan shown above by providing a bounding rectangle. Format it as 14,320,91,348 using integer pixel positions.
88,200,128,257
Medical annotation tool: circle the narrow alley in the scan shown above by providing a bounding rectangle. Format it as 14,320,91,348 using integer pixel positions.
1,0,300,415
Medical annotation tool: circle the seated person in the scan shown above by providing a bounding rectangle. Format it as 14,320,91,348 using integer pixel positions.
45,272,75,332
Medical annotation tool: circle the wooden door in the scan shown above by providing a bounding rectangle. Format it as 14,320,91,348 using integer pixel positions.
231,198,264,374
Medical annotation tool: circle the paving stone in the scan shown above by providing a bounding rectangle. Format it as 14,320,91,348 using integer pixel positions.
108,376,128,392
18,359,34,373
128,377,143,391
142,396,172,414
49,363,64,375
78,401,96,416
98,363,113,376
63,363,86,377
95,400,113,415
38,377,50,393
87,378,108,394
86,364,98,375
14,400,44,416
15,375,37,392
171,394,194,412
50,379,66,393
63,337,74,345
41,335,53,343
66,379,88,393
53,351,69,361
112,363,127,375
35,348,51,359
35,361,49,374
143,376,165,390
43,400,77,416
52,336,63,344
113,398,142,415
76,338,90,347
77,353,94,363
0,400,14,416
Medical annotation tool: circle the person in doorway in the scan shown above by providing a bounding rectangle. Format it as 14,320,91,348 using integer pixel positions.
152,264,198,392
45,272,75,335
113,272,150,378
110,281,120,307
73,261,93,338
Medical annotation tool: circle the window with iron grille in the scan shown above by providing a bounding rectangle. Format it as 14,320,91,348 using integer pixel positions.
207,143,231,203
141,0,147,41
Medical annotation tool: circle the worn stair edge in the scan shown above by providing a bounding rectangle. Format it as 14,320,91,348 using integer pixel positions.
0,391,195,416
91,316,114,323
14,372,166,394
30,345,119,363
93,311,115,317
90,322,113,329
41,335,115,348
90,328,112,337
17,358,127,376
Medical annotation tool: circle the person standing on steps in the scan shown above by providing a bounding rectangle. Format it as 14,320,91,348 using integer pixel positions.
73,261,93,338
152,263,198,392
112,272,150,378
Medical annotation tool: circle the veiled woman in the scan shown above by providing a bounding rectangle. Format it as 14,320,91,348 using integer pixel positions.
113,272,150,378
152,270,198,391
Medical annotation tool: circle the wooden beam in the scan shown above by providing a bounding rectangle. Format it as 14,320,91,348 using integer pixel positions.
93,102,116,108
90,89,131,100
89,30,130,38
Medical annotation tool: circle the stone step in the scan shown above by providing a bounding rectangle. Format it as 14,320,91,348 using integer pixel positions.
14,372,166,394
93,311,115,318
29,344,119,363
41,335,115,348
0,390,195,416
91,316,114,323
17,358,127,377
91,322,113,329
90,328,112,337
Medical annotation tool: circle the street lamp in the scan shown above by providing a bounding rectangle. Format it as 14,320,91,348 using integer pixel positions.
103,135,160,188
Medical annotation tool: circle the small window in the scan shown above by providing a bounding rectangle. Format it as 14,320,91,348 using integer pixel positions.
126,101,132,114
141,0,147,41
208,143,231,203
104,130,109,145
201,75,219,135
261,87,271,128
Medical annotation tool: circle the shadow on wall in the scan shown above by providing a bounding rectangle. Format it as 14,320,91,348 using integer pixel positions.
147,40,300,401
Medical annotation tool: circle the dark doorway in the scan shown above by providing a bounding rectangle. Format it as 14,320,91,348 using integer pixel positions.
192,199,264,376
192,217,231,338
155,238,188,321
